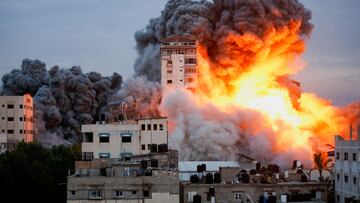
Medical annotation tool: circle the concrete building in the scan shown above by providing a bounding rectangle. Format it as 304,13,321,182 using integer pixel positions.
0,94,33,150
67,151,179,203
81,117,168,160
180,163,328,203
160,36,198,93
0,133,7,154
335,129,360,203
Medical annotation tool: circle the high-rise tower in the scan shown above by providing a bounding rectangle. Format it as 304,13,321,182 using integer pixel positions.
160,36,198,93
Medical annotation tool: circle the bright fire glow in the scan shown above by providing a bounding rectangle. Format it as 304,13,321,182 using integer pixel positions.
193,20,348,157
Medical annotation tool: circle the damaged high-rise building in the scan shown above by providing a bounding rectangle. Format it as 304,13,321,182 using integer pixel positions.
160,36,198,93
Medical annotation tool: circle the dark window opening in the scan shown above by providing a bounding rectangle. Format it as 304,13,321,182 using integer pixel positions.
153,124,157,131
143,190,149,197
344,152,348,160
167,80,172,84
71,191,76,195
19,104,23,109
99,137,109,143
7,104,14,109
19,117,23,121
353,153,357,161
84,132,93,142
141,124,146,131
147,124,151,131
142,144,146,150
336,152,339,160
132,191,137,195
345,175,348,183
122,136,131,143
115,191,123,197
7,130,14,134
7,117,14,121
19,130,23,134
353,177,357,185
159,124,164,131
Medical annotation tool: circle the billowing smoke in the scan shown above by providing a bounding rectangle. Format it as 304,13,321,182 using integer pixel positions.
133,0,355,167
1,59,122,146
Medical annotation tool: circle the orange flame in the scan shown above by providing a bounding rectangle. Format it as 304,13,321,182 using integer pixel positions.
194,20,348,157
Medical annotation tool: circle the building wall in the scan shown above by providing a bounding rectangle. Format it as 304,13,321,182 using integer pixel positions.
182,182,327,203
0,94,33,149
335,135,360,203
81,118,168,159
160,37,197,93
67,170,179,203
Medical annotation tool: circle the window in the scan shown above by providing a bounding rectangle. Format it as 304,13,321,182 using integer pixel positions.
345,175,348,183
1,129,4,133
115,190,123,197
141,124,146,131
147,124,151,131
82,152,94,161
89,191,102,199
180,79,183,82
159,124,163,131
99,153,110,158
143,190,149,197
167,60,172,65
123,167,130,176
353,153,357,161
132,190,137,195
234,192,242,200
185,58,196,64
7,130,14,134
19,117,23,121
337,195,340,202
99,137,109,143
167,80,172,84
7,117,14,121
142,144,146,150
122,136,131,143
70,190,76,196
19,130,23,134
167,70,172,74
344,152,348,160
148,144,151,150
337,174,340,181
336,152,339,160
19,105,23,109
153,124,157,131
7,104,14,109
84,132,93,142
354,177,357,185
186,77,194,83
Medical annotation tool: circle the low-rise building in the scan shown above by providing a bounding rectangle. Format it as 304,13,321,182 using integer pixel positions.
180,162,328,203
67,151,179,203
81,117,168,160
335,130,360,203
0,94,34,150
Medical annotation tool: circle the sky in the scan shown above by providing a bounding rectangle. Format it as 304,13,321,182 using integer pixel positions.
0,0,359,106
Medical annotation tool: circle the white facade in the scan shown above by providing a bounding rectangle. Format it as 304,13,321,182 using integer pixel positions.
335,132,360,203
0,94,34,150
81,118,168,159
0,133,7,153
160,36,198,93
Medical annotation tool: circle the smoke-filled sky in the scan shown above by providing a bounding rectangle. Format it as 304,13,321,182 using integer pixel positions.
0,0,359,106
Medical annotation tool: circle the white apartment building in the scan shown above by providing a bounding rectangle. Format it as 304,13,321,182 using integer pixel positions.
160,36,198,93
81,118,168,160
0,94,34,150
335,127,360,203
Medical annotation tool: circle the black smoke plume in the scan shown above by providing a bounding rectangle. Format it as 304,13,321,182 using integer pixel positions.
1,59,122,146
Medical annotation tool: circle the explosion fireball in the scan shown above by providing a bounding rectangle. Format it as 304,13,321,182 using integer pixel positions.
134,0,355,166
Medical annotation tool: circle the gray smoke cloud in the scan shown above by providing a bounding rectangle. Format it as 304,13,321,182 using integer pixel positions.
133,0,315,166
134,0,312,81
1,59,122,147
